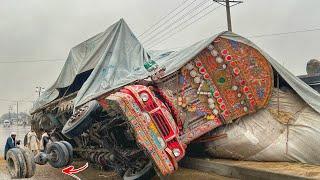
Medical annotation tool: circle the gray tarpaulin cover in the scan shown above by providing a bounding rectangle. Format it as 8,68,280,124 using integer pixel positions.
33,19,149,110
33,19,320,116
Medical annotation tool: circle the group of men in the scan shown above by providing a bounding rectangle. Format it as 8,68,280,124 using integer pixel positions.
4,129,50,159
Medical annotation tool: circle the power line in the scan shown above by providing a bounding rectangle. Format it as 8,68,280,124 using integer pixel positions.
147,25,320,48
247,27,320,38
0,99,14,103
146,3,221,47
138,0,197,40
138,0,193,38
142,0,210,44
0,59,65,64
147,4,224,49
0,98,34,103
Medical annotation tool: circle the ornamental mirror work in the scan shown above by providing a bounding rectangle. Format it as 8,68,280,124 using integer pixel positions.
157,36,273,135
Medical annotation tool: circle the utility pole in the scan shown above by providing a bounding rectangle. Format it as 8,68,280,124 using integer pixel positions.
225,0,232,31
8,105,12,122
213,0,243,32
16,101,19,123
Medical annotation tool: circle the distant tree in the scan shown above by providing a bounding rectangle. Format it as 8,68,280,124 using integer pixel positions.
0,112,31,123
307,59,320,75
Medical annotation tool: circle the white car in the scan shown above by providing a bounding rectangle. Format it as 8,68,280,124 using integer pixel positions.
3,120,10,127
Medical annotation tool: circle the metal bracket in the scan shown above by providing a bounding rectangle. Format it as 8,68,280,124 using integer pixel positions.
212,0,243,7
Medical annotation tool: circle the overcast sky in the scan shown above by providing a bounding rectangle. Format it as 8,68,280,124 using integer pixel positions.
0,0,319,115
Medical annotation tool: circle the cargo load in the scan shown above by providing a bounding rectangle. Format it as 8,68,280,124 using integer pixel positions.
205,88,320,165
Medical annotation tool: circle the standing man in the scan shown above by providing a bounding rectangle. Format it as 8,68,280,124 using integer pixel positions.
26,129,40,155
39,129,51,152
4,132,16,160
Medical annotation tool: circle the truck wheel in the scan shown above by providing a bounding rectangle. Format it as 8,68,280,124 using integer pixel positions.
6,148,27,178
62,100,100,138
60,141,73,165
34,152,48,165
19,147,36,178
123,161,155,180
46,142,69,168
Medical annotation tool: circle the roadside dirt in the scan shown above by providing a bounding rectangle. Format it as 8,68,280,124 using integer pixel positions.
213,159,320,179
0,126,230,179
0,158,231,180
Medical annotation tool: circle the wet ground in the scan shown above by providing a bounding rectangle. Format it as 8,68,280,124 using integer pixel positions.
0,126,230,179
0,159,119,180
0,159,231,180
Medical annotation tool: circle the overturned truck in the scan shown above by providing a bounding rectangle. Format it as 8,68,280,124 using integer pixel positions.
11,19,319,179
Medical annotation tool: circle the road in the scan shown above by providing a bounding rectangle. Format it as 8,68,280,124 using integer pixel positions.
0,159,231,180
0,126,230,180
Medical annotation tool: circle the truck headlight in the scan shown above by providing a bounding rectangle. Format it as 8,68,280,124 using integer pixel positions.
140,92,149,102
172,148,181,157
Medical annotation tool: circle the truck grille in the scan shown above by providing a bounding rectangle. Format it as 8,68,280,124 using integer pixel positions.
150,109,174,140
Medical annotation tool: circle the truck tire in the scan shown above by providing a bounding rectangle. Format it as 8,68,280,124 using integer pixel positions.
6,148,27,178
19,147,36,178
34,152,48,165
60,141,73,165
46,142,69,168
123,161,155,180
62,100,100,138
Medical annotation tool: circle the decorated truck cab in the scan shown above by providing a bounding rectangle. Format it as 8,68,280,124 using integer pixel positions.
25,19,275,179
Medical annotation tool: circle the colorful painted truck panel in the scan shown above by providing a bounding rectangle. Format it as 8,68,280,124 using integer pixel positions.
97,35,273,176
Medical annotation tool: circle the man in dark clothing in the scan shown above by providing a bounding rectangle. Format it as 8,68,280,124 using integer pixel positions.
4,132,16,160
